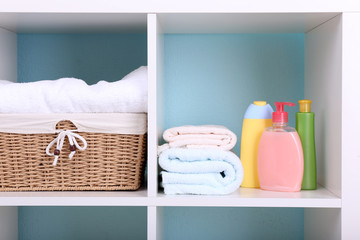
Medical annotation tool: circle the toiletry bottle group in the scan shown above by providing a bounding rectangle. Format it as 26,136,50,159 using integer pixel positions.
257,102,304,192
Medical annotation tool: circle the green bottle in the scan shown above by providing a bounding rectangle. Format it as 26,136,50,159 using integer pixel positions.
296,100,317,190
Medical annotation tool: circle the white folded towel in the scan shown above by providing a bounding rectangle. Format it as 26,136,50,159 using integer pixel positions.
0,66,147,113
159,148,243,195
159,125,237,153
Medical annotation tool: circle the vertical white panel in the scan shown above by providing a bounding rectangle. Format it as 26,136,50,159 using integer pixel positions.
147,206,157,240
0,27,17,82
0,206,18,240
148,206,164,240
305,15,342,197
304,208,341,240
342,12,360,239
147,14,164,197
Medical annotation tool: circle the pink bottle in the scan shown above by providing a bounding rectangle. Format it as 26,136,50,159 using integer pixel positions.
257,102,304,192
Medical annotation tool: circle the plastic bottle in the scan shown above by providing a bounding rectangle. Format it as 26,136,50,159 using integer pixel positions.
257,102,304,192
296,99,317,190
240,101,273,188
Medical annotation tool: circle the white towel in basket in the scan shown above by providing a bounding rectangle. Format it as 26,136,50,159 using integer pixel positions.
0,66,148,113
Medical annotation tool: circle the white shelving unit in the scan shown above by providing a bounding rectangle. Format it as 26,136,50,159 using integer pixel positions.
0,2,359,239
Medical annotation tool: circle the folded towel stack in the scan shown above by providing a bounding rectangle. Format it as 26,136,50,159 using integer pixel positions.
0,66,147,113
158,125,243,195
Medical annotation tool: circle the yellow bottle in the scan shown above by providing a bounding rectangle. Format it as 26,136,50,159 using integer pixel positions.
240,101,273,188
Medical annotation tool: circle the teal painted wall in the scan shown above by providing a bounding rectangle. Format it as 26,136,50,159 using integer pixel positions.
18,33,147,83
18,33,304,240
18,207,147,240
163,207,304,240
164,34,304,154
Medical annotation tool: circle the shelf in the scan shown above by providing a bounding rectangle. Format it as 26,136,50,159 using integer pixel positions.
156,185,341,208
0,187,149,206
0,13,147,33
0,1,357,14
158,13,340,33
0,8,355,239
0,12,341,34
0,185,341,208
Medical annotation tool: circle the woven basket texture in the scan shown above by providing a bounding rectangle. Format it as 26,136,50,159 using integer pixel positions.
0,120,147,191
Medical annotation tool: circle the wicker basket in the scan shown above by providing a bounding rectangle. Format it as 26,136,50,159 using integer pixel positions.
0,119,147,191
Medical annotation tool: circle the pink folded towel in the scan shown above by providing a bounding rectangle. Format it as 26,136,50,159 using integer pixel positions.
159,125,237,153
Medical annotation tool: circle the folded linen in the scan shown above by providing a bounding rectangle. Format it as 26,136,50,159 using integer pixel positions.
0,66,147,113
159,148,243,195
161,125,237,152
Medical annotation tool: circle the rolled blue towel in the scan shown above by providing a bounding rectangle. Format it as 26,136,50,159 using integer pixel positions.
159,148,244,195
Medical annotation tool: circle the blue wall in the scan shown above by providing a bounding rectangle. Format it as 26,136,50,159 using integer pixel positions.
18,33,304,240
19,207,147,240
163,207,304,240
164,34,304,154
18,33,147,83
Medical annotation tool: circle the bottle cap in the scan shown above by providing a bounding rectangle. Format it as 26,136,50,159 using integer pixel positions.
253,101,267,106
299,99,312,113
244,101,274,119
273,102,295,123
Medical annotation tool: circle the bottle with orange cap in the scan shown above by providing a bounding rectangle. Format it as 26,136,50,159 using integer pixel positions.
296,99,317,190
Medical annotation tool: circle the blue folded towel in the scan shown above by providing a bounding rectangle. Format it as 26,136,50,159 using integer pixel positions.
159,148,243,195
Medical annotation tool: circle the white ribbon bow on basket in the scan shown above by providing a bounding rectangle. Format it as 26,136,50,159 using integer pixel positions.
46,130,87,166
